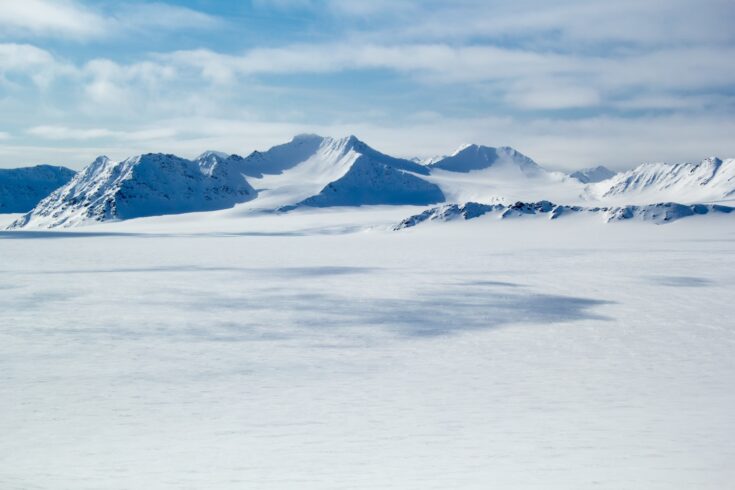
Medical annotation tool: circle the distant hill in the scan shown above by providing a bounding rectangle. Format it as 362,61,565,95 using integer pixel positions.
0,165,75,213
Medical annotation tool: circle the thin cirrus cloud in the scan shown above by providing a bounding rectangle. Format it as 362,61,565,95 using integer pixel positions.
8,40,735,104
313,0,735,48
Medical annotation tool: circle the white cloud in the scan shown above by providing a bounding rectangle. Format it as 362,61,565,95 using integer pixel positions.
27,125,177,141
160,42,735,110
326,0,416,17
110,3,223,32
0,0,222,40
2,0,734,170
506,82,601,110
0,43,55,69
26,125,115,140
0,0,106,39
81,58,177,106
328,0,735,48
9,112,735,171
0,43,75,87
161,43,579,83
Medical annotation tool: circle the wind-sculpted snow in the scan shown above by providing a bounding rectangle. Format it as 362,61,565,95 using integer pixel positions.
598,157,735,203
0,165,75,212
9,153,256,229
395,201,734,229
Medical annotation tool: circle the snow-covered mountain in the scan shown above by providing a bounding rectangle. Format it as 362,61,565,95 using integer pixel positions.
596,157,735,204
428,144,541,174
395,201,735,229
423,144,585,204
222,134,444,210
0,165,75,212
9,153,256,228
410,155,445,166
6,133,735,230
569,166,616,184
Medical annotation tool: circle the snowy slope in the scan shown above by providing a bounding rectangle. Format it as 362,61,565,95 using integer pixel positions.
226,134,443,211
395,201,735,228
2,210,734,489
569,165,616,184
0,165,75,213
596,157,735,204
10,153,256,228
423,144,587,204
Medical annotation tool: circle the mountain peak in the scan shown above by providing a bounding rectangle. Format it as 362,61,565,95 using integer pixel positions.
701,156,722,166
430,144,540,174
569,165,616,184
450,143,476,155
196,150,230,161
291,133,325,143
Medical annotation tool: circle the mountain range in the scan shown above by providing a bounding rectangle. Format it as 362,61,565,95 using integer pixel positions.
3,134,734,229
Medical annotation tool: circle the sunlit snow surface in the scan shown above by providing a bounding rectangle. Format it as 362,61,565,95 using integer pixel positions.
1,208,734,489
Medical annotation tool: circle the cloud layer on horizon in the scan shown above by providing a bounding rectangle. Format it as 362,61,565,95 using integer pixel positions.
0,0,733,170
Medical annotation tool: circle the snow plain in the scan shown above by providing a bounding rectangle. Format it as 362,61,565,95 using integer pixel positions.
1,208,734,489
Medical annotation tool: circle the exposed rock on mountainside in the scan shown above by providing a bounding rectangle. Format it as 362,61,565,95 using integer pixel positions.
9,153,255,228
394,201,734,229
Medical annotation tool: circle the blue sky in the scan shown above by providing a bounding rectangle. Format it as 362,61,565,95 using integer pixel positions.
1,0,734,169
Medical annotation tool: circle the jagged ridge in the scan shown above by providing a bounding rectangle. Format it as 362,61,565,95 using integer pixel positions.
600,157,735,202
394,201,734,229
